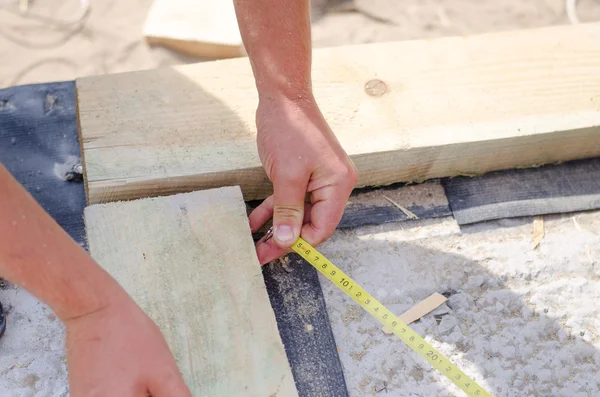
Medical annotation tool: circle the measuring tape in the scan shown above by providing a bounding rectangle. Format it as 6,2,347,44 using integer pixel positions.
291,237,493,397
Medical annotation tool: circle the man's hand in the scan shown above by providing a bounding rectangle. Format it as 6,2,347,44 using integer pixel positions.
249,95,358,264
65,293,191,397
233,0,359,264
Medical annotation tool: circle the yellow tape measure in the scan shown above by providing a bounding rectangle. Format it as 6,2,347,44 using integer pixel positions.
291,237,493,397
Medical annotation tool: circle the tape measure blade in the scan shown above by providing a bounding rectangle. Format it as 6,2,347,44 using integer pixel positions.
291,238,493,397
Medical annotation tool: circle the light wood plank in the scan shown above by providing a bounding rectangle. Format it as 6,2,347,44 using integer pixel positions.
77,23,600,205
83,186,298,397
142,0,245,59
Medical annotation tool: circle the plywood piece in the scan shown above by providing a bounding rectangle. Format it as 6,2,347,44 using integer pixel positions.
143,0,244,59
83,186,298,397
77,22,600,205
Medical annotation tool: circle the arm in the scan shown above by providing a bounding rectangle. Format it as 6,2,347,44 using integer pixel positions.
0,165,191,397
233,0,358,264
233,0,312,100
0,165,122,322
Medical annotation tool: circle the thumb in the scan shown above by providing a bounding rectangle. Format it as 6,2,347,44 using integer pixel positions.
272,173,309,249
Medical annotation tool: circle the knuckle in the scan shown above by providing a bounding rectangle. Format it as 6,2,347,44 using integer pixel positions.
334,164,359,187
313,228,335,246
347,166,359,184
277,169,307,185
274,205,304,219
322,227,336,240
272,161,308,179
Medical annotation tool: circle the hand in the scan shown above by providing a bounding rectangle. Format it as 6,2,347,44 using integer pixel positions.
64,292,192,397
250,94,358,264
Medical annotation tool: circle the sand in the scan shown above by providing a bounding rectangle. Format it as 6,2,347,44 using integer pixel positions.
319,211,600,396
2,0,600,396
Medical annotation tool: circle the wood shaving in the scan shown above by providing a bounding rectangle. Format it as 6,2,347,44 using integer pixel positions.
382,195,418,219
532,216,545,249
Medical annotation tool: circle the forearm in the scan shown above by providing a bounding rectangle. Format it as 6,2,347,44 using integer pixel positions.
0,165,124,321
233,0,312,100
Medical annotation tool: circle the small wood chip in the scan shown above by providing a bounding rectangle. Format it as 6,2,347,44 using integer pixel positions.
572,216,582,232
586,245,594,264
382,195,418,219
532,215,545,249
382,292,448,334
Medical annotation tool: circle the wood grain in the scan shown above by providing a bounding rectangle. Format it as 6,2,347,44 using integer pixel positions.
83,186,298,397
77,22,600,205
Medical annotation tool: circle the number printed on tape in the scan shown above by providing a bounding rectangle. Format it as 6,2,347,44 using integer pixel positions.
292,238,493,397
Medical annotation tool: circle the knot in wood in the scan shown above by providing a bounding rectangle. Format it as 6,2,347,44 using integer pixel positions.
364,79,387,97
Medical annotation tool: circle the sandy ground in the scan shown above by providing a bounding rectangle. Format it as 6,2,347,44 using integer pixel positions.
2,0,600,396
320,211,600,396
3,210,600,396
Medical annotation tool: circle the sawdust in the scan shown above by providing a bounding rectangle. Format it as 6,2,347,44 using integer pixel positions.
350,350,368,361
408,365,425,382
269,258,319,320
341,304,365,326
256,261,340,392
358,375,372,391
21,373,40,388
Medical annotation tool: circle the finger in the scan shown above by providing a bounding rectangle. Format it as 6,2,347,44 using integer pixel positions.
272,172,309,249
248,195,274,233
147,365,193,397
301,184,351,246
256,240,288,265
256,203,313,265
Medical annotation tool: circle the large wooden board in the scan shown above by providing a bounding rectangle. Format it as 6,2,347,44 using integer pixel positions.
143,0,245,59
77,23,600,205
83,186,298,396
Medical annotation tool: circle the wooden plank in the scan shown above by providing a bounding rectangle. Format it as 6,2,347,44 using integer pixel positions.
83,186,298,396
3,81,347,395
76,22,600,205
143,0,245,59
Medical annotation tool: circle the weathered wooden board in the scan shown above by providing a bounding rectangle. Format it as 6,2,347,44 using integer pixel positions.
3,81,348,397
77,22,600,205
84,186,298,396
143,0,245,59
